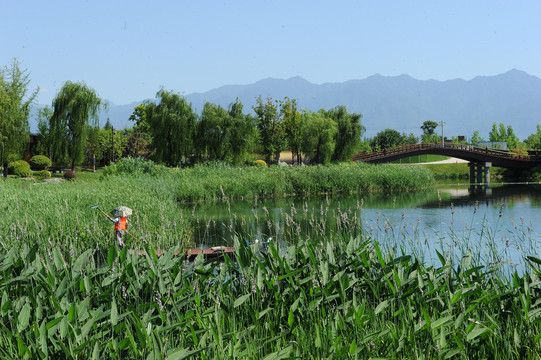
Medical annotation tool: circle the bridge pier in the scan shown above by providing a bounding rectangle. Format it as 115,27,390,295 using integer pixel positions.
468,162,491,190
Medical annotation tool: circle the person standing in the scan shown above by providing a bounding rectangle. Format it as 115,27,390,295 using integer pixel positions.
109,215,128,249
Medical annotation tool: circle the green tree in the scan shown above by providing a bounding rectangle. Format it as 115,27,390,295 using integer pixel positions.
145,89,196,166
281,97,305,164
83,124,101,167
0,58,39,177
197,102,230,162
36,106,54,158
227,99,256,165
98,125,127,165
127,103,152,158
129,103,150,133
253,96,285,164
320,106,364,162
470,130,485,145
301,111,337,164
421,120,438,135
50,81,105,170
489,123,519,150
124,127,152,159
524,125,541,151
370,128,412,150
196,100,256,165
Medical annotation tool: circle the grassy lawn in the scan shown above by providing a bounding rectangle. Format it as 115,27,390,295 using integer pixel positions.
392,154,450,163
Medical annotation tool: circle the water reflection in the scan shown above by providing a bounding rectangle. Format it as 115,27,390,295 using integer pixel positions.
186,184,541,272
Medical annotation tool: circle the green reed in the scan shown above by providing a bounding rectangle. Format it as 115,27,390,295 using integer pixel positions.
175,162,435,202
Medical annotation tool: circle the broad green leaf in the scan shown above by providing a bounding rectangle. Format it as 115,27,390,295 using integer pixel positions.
375,300,389,315
432,315,453,329
73,249,94,274
68,302,76,323
81,317,95,339
166,347,205,360
111,297,118,326
467,326,488,342
92,341,100,360
262,345,293,360
17,335,29,357
288,309,294,328
17,302,31,332
40,319,48,357
258,307,272,320
445,349,461,359
349,339,357,355
454,313,464,329
234,293,251,308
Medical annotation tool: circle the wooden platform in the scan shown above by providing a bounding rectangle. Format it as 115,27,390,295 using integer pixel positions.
184,246,236,261
130,246,236,261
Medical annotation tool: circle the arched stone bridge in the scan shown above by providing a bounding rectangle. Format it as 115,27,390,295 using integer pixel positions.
352,143,540,185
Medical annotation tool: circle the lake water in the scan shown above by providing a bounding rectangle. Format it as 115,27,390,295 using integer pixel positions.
186,183,541,272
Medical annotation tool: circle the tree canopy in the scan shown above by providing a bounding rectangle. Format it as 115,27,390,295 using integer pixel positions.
145,89,196,166
321,106,364,162
370,129,416,150
50,81,105,170
488,123,519,150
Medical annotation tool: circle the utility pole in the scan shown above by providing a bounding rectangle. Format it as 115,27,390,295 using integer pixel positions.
440,121,445,144
111,126,115,163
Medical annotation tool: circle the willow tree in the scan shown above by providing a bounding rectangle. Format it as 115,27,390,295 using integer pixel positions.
145,89,196,166
320,105,363,162
301,111,337,165
50,81,105,170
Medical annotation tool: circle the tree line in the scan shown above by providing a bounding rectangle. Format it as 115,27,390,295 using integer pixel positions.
2,58,541,175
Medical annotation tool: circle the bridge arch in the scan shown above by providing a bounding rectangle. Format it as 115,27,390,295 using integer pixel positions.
352,143,539,169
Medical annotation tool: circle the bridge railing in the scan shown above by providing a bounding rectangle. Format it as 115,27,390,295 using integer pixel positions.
352,143,537,162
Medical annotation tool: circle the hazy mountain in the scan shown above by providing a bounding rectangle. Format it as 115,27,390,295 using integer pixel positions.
30,69,541,140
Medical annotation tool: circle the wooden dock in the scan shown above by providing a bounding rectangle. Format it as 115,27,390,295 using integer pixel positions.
131,246,236,261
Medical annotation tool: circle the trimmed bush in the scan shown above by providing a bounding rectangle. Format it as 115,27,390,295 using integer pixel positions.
36,170,52,179
29,155,52,170
255,159,267,168
63,170,77,180
8,160,33,178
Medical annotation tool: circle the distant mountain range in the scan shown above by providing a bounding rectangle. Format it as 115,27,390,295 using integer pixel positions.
31,69,541,140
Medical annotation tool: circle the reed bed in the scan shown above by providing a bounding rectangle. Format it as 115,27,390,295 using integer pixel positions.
175,162,435,202
0,175,191,254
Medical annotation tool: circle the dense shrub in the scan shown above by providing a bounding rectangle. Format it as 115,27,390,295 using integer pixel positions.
29,155,52,170
8,160,33,178
102,157,169,176
36,170,52,179
63,170,77,180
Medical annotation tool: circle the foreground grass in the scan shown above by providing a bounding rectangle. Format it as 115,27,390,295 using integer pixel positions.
0,237,539,359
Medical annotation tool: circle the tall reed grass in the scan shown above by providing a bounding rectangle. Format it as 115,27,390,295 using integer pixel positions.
0,235,539,358
175,162,435,202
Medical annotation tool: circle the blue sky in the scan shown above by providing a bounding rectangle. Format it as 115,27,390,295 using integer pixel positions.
2,0,540,106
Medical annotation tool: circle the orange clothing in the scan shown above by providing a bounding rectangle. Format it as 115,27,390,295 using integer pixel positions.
114,217,128,230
